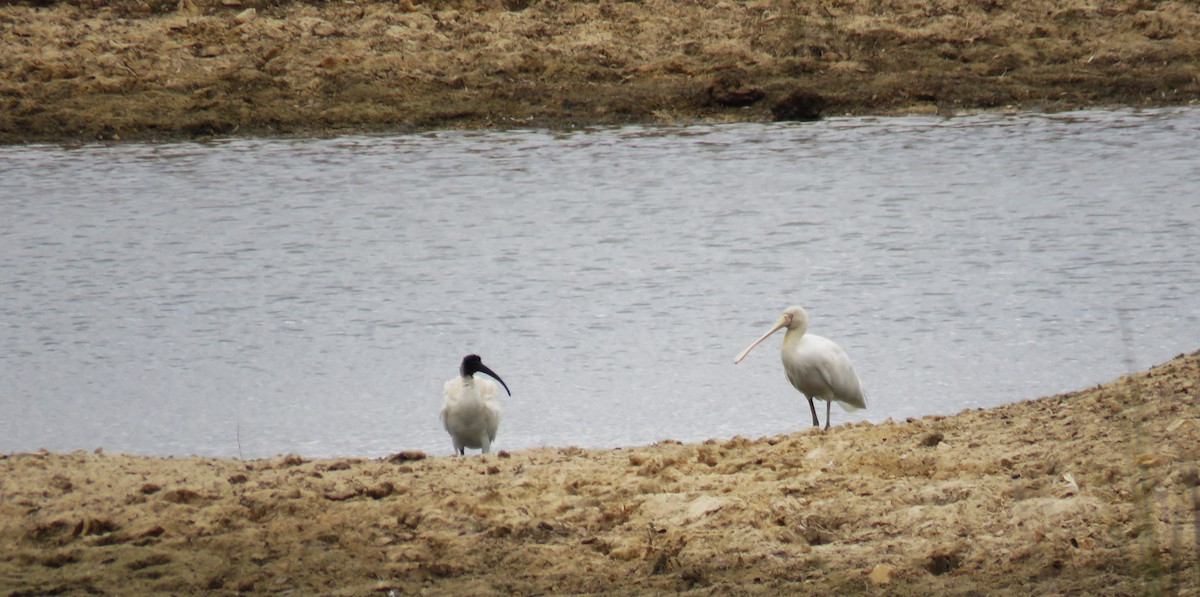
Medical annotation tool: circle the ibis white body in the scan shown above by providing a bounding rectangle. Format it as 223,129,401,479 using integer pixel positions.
440,354,510,455
735,306,866,429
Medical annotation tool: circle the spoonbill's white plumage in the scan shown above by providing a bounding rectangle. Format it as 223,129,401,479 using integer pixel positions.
734,306,866,429
440,354,511,455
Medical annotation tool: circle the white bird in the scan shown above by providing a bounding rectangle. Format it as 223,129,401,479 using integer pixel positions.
734,306,866,429
440,354,511,455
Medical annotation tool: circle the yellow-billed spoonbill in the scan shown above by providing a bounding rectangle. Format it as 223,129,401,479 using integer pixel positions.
734,306,866,429
440,354,511,455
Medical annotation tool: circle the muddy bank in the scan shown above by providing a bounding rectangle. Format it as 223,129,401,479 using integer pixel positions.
1,0,1199,144
2,350,1198,595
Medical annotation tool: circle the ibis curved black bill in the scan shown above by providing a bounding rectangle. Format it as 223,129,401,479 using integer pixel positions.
460,354,511,396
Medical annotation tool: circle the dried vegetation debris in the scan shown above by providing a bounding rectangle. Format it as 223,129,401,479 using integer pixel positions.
1,0,1199,142
1,350,1198,594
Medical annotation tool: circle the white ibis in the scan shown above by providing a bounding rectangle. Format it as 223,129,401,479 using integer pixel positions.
440,354,511,455
734,306,866,429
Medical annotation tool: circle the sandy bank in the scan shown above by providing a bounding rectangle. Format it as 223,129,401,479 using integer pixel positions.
2,0,1200,144
2,350,1198,595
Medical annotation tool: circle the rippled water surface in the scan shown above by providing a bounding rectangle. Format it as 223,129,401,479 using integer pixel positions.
2,108,1198,458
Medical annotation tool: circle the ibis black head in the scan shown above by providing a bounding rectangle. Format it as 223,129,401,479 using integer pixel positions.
460,354,511,396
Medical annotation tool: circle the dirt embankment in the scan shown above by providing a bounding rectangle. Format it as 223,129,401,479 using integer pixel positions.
2,350,1198,595
1,0,1199,144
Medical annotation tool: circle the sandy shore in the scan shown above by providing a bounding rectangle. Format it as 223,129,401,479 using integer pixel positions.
2,350,1197,595
2,0,1200,144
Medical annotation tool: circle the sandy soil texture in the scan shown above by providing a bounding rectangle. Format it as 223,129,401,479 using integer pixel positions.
2,350,1198,595
2,0,1200,143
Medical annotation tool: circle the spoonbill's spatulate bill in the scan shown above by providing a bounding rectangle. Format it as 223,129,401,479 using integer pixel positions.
734,306,866,429
440,354,511,455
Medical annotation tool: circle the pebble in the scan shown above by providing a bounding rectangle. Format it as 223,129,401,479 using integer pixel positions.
234,8,257,24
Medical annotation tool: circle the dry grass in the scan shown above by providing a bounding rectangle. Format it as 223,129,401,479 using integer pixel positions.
1,0,1199,143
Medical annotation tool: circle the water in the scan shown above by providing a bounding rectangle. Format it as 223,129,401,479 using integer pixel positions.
2,108,1198,459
